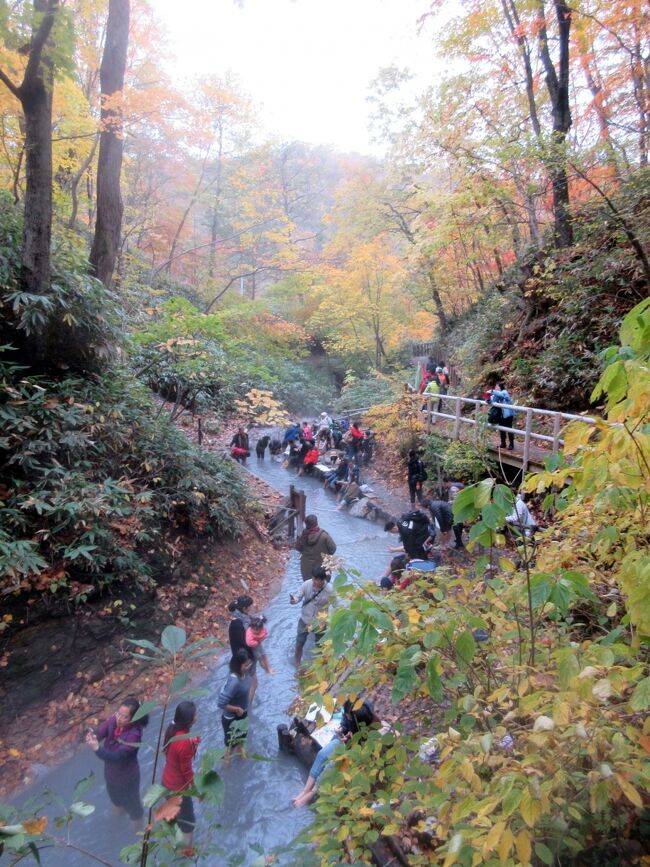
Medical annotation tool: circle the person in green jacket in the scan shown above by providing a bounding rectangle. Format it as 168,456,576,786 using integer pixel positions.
295,514,336,581
421,377,440,415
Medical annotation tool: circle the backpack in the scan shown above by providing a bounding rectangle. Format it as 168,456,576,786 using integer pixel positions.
488,405,502,425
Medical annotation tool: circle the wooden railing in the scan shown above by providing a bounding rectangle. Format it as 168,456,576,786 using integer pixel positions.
419,393,599,474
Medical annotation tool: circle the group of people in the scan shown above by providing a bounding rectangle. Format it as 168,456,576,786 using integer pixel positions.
84,519,340,849
85,697,200,856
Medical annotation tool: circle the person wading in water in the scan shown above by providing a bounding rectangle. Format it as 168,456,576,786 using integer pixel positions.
295,514,336,581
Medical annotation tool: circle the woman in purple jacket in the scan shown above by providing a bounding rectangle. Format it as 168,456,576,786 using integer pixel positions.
86,696,148,827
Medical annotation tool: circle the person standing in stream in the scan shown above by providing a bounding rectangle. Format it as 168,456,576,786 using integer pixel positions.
290,566,333,666
295,514,337,581
227,595,271,703
161,701,200,856
85,696,148,829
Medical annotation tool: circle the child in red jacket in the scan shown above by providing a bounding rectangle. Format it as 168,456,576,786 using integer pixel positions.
161,701,200,854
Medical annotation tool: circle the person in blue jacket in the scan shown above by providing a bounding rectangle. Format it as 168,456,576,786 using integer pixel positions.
490,383,515,449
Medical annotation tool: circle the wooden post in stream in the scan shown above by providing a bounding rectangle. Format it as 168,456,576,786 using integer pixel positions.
288,485,307,539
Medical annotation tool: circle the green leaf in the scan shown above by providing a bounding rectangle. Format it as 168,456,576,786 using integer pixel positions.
493,484,514,513
130,699,157,723
535,842,554,865
530,574,552,608
481,502,503,530
170,671,189,694
629,676,650,711
501,786,522,817
426,656,443,701
161,625,186,654
142,783,167,808
391,646,421,702
549,579,571,614
72,771,95,803
194,768,225,805
475,477,495,508
452,485,481,523
557,648,579,689
454,630,476,669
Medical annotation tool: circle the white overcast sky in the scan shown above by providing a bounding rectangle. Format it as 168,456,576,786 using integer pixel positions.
154,0,441,154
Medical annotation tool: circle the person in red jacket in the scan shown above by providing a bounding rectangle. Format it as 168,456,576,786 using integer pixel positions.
161,701,200,853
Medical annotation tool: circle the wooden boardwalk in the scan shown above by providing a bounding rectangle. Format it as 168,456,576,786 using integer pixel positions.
419,393,599,476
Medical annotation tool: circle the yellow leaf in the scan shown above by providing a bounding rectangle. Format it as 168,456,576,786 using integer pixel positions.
562,421,594,455
615,774,643,808
483,820,505,855
552,700,571,726
520,787,542,827
408,608,420,624
8,748,21,758
498,827,513,862
515,829,532,865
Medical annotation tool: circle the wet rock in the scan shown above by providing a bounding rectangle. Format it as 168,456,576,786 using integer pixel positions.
348,497,372,518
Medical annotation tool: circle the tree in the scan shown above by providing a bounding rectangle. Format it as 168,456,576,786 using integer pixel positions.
89,0,130,289
0,0,60,302
537,0,574,247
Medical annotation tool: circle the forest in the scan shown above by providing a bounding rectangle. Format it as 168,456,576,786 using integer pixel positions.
0,0,649,865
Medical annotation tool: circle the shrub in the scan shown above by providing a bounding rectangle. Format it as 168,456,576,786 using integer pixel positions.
0,192,120,373
422,433,495,484
0,357,248,604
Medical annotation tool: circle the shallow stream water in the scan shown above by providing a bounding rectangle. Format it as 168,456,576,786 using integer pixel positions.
16,455,393,866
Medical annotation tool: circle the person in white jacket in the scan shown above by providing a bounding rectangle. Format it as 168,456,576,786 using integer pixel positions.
505,493,537,537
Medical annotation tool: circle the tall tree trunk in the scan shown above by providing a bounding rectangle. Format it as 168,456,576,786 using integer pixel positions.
90,0,130,289
68,133,99,229
20,55,53,300
537,0,573,248
427,270,449,334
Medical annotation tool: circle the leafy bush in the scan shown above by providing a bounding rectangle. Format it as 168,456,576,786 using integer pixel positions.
333,371,401,413
0,357,248,604
0,193,120,372
298,303,650,865
422,432,495,484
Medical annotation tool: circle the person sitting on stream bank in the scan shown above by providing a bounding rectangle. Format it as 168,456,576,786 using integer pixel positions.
296,514,337,581
290,566,332,666
291,698,377,808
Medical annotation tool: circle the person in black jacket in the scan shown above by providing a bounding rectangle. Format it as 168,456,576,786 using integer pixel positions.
228,596,257,700
384,511,433,560
406,449,427,505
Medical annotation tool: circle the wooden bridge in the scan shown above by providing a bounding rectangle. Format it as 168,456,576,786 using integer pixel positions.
349,393,602,480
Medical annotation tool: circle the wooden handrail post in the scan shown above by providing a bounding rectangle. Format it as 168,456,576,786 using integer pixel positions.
453,395,461,439
522,408,533,474
552,412,561,454
474,401,480,443
426,398,432,433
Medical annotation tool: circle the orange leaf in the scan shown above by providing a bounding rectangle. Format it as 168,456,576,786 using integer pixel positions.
153,795,182,823
641,735,650,755
23,817,48,835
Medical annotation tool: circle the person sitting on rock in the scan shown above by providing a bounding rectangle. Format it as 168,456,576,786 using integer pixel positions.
291,698,377,808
